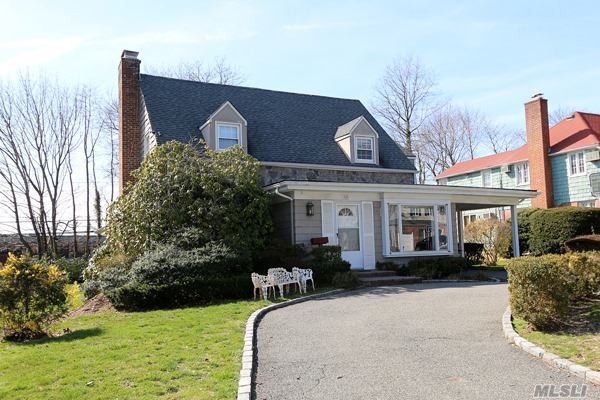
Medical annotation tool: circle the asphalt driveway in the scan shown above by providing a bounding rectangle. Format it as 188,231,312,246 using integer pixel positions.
254,283,599,399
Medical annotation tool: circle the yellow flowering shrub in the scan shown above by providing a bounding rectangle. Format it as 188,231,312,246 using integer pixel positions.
0,254,68,340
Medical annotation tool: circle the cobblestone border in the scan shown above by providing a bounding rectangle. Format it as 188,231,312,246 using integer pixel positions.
237,289,343,400
502,306,600,386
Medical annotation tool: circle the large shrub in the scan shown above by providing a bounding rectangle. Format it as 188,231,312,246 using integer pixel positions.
506,252,600,330
82,253,135,298
98,243,248,310
463,242,484,265
564,235,600,253
100,141,272,260
406,256,471,279
465,219,511,266
0,254,68,340
310,246,351,286
253,240,309,274
107,275,253,310
528,207,600,255
128,242,247,286
514,208,541,254
53,257,87,283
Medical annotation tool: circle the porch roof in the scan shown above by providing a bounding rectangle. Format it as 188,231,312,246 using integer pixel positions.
265,180,538,209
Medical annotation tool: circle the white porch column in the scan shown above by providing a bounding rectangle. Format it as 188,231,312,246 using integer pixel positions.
458,210,464,256
511,205,520,257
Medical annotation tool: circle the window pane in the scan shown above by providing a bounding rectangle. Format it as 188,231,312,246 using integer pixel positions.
356,137,373,160
482,170,491,187
437,205,448,250
402,205,434,251
219,138,238,149
219,125,239,139
338,206,359,251
388,204,400,252
578,152,585,173
570,154,577,175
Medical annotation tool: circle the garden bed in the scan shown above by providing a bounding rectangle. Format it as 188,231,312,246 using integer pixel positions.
513,298,600,371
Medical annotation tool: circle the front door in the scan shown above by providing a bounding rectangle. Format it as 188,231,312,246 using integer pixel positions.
336,204,363,269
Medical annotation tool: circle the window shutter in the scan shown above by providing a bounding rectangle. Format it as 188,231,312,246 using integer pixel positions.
362,201,376,269
321,200,337,245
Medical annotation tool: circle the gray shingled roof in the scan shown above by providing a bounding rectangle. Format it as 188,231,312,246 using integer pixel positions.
139,74,416,171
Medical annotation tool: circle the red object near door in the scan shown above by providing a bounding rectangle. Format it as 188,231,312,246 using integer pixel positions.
310,237,329,246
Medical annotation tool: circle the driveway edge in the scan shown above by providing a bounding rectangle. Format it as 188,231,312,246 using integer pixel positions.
502,306,600,386
237,289,343,400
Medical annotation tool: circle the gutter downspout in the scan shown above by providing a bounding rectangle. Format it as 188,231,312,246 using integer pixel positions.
274,187,295,244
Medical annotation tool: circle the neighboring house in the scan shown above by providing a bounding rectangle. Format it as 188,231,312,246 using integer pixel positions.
118,50,535,269
436,95,600,224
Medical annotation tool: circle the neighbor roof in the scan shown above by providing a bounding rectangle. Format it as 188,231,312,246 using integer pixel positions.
139,74,415,171
436,111,600,179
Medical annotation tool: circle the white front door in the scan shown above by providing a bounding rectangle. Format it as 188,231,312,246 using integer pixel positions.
336,204,363,269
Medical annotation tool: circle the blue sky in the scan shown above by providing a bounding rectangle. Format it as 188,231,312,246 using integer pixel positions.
1,0,599,129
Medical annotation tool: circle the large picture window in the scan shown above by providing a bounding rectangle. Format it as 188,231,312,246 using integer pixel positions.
387,203,451,254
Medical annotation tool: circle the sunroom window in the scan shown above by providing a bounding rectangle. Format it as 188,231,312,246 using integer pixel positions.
387,203,451,254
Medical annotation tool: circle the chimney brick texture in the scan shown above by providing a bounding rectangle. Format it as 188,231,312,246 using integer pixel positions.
525,97,553,208
118,51,141,194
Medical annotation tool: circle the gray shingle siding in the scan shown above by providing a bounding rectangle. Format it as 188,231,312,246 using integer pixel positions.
139,74,415,171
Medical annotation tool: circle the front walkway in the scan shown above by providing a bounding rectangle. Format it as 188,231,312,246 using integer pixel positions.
254,283,599,399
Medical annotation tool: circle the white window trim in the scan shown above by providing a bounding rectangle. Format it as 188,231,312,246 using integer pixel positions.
354,136,375,164
515,162,530,186
481,169,492,187
382,200,453,257
216,121,242,151
567,151,586,177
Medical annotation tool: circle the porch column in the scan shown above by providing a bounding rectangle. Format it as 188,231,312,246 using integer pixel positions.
510,205,520,257
458,210,465,256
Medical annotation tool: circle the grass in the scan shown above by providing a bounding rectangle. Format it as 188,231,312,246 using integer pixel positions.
0,286,331,399
513,302,600,371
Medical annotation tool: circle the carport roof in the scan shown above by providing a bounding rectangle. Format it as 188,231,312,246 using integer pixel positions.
266,180,538,207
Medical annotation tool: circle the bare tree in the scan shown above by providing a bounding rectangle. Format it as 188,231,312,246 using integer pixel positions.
147,57,246,85
0,74,83,257
483,125,525,154
372,56,437,153
549,106,574,126
99,97,119,202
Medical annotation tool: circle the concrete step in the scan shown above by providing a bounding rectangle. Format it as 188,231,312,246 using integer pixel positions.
359,275,422,287
354,270,397,278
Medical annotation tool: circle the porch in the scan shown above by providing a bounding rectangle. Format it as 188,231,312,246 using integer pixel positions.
266,181,538,269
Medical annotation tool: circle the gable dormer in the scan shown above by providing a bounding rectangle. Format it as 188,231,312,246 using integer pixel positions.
199,101,248,152
334,116,379,164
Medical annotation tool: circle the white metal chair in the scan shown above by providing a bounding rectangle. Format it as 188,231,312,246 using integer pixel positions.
251,272,275,300
267,268,302,298
293,267,315,293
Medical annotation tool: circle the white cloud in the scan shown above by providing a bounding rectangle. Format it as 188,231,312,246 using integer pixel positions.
0,36,86,74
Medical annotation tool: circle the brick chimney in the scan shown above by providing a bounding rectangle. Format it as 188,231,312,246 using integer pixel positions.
118,50,141,194
524,94,553,208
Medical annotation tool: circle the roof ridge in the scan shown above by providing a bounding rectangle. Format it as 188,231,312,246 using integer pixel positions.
139,73,362,103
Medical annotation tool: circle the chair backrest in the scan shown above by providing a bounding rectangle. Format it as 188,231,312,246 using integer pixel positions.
268,268,294,284
292,267,313,280
251,272,272,287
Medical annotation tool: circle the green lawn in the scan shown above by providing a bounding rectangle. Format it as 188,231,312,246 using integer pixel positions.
0,300,269,399
513,303,600,371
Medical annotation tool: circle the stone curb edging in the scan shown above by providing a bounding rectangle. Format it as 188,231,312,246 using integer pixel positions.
237,289,344,400
502,306,600,386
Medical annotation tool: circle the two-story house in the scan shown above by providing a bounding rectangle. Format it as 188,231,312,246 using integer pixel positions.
118,50,535,268
436,95,600,224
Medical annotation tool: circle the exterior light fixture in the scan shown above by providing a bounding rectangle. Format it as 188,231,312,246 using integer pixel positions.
306,202,314,216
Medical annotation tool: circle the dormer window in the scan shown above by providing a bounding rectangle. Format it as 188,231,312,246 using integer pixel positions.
355,136,374,163
335,116,379,165
217,122,241,150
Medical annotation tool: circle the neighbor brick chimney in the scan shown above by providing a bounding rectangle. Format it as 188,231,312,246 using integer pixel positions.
118,50,141,194
525,94,553,208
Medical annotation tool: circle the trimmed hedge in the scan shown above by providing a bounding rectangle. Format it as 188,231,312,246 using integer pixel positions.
506,252,600,330
405,256,471,279
528,207,600,255
564,235,600,252
310,246,351,286
106,275,252,310
515,207,541,255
